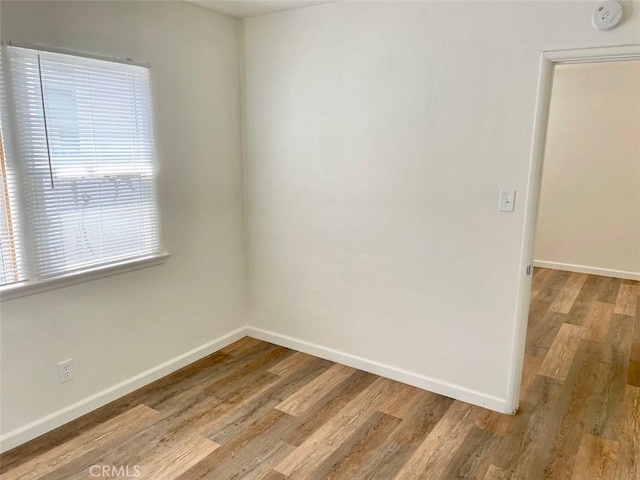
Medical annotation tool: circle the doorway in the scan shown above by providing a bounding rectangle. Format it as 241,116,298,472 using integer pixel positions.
507,45,640,413
534,59,640,280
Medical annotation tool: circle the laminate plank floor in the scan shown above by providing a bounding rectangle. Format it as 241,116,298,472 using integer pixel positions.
1,269,638,479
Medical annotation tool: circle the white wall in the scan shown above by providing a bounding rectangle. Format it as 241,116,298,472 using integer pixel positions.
0,1,246,445
2,0,640,452
243,2,640,410
535,60,640,279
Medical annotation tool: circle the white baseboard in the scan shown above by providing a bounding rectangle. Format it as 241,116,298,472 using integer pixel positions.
0,326,248,453
246,326,508,414
533,260,640,281
2,324,510,453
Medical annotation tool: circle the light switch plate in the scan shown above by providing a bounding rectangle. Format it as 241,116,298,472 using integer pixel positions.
499,189,516,212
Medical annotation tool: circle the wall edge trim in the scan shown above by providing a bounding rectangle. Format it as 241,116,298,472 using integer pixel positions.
533,260,640,281
246,326,508,414
0,326,249,453
2,323,511,453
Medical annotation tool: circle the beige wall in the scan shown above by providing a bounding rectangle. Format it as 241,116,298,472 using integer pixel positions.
535,60,640,278
0,1,246,443
243,2,640,409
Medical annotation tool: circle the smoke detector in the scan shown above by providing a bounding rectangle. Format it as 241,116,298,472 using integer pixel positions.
592,1,623,30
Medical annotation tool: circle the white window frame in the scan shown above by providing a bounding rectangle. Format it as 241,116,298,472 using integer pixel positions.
0,42,168,301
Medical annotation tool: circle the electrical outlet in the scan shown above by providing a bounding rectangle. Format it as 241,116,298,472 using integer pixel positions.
58,359,74,383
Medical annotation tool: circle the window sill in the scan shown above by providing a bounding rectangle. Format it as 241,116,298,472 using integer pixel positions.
0,252,170,302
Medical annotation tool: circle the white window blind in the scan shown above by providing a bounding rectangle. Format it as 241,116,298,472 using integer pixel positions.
0,49,25,286
5,46,161,282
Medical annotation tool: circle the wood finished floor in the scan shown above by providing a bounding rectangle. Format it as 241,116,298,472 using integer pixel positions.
1,268,639,479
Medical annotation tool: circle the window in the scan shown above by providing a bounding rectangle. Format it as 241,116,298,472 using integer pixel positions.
0,45,164,292
0,128,22,286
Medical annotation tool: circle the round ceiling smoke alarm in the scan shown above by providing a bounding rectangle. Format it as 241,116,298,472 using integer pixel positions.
592,1,623,30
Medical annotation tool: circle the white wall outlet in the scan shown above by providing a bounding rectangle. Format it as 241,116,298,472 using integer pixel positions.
58,359,74,383
498,189,516,212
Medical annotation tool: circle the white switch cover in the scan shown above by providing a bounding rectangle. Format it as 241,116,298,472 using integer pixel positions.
499,189,516,212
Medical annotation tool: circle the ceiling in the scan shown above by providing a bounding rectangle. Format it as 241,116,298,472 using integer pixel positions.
187,0,337,18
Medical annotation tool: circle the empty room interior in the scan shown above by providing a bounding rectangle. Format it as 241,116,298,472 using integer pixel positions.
0,1,639,478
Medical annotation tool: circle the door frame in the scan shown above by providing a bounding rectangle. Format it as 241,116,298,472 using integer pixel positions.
505,44,640,414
